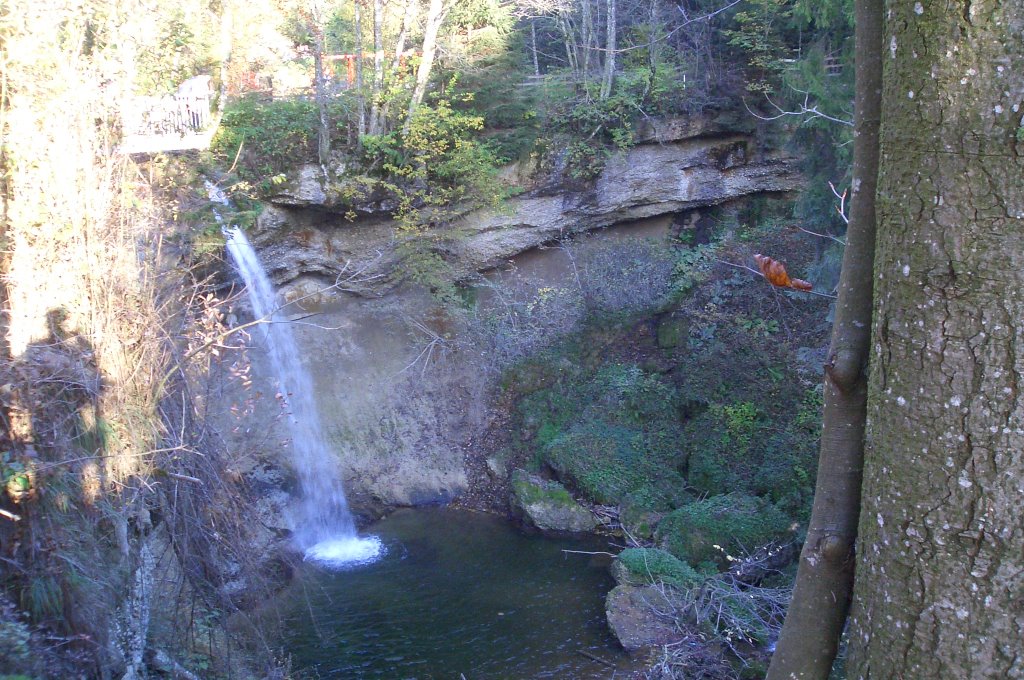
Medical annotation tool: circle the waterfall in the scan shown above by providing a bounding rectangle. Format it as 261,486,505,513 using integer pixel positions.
218,207,381,567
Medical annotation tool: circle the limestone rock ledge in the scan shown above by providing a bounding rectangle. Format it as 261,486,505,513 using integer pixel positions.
250,117,801,293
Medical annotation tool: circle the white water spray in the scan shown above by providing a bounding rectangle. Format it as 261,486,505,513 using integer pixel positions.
215,196,381,568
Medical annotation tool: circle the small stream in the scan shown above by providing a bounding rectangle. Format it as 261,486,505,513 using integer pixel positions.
281,508,631,679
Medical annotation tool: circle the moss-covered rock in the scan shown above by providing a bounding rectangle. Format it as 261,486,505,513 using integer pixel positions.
612,547,703,589
510,469,598,533
619,483,692,539
657,494,792,568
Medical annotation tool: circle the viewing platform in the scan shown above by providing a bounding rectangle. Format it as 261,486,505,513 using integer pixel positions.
120,75,220,154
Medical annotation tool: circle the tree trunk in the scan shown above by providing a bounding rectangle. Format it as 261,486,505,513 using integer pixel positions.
599,0,616,99
354,0,366,139
378,0,416,133
312,22,331,165
367,0,384,134
530,19,540,77
580,0,594,78
765,0,882,677
403,0,446,134
846,1,1024,676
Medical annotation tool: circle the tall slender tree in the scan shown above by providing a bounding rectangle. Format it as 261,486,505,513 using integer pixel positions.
354,0,367,138
403,0,447,133
599,0,616,98
367,0,384,134
311,7,331,164
377,0,415,133
766,0,882,676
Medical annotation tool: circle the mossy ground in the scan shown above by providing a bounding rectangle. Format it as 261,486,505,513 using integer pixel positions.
656,493,793,568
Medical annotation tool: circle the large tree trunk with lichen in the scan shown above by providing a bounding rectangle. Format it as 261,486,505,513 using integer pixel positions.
846,1,1024,676
766,0,882,677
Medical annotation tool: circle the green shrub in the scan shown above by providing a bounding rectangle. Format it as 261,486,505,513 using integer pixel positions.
0,618,32,674
686,446,742,497
544,423,646,504
685,402,760,496
616,548,703,589
211,96,325,181
657,494,791,568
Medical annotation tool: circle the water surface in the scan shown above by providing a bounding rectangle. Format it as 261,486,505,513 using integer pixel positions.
283,508,630,679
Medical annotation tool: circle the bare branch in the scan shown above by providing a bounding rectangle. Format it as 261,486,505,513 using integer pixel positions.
829,181,851,224
745,88,853,128
795,226,846,245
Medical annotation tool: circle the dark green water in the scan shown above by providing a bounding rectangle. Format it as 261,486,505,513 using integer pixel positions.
282,508,630,679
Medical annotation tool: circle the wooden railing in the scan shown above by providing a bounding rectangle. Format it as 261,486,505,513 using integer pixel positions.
122,93,212,136
120,76,219,154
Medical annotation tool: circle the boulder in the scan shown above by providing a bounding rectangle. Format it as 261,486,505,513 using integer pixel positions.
605,584,682,651
270,164,327,205
611,547,702,589
510,469,598,533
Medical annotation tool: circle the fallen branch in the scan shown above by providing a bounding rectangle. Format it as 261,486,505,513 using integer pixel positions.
562,549,616,557
167,472,203,484
578,649,617,668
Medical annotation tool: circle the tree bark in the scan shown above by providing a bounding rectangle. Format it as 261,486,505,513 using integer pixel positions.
765,0,882,677
403,0,446,134
599,0,616,99
367,0,384,134
847,1,1024,676
580,0,594,78
312,20,331,165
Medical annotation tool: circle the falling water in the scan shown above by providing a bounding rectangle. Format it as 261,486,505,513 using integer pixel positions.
215,193,381,567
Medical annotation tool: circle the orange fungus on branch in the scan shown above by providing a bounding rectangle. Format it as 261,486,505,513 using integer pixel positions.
753,254,814,292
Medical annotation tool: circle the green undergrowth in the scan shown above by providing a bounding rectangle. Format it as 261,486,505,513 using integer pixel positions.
500,212,828,573
517,356,689,508
616,547,703,589
656,493,793,568
211,96,341,184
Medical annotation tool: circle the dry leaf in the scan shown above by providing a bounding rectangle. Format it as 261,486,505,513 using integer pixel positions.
753,254,813,292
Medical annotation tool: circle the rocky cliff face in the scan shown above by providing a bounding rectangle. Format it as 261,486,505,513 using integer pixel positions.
229,115,801,507
252,118,800,296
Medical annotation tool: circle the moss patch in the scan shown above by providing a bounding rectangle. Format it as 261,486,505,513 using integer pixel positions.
615,547,703,589
657,494,792,568
511,469,576,507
